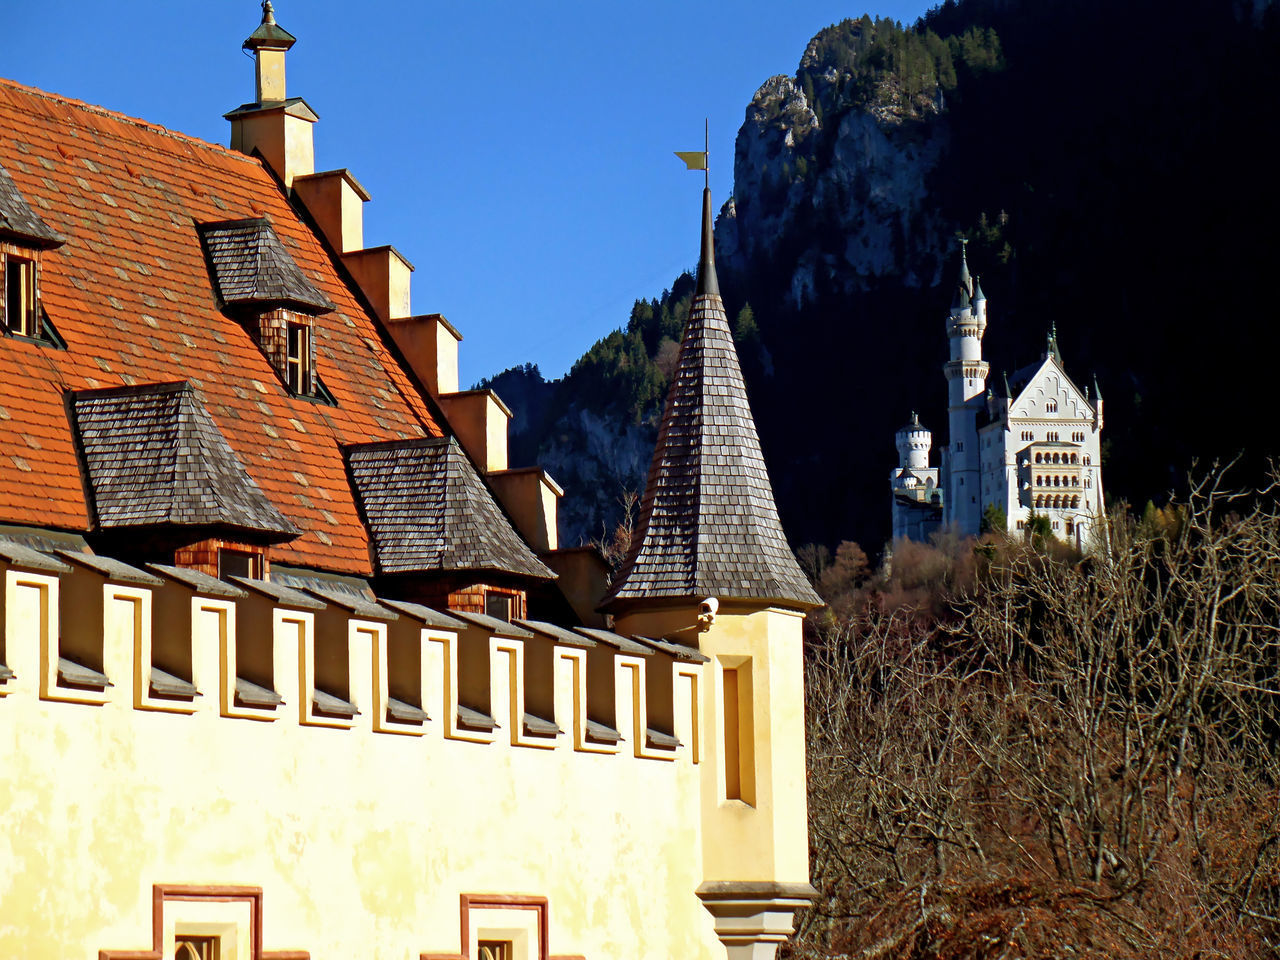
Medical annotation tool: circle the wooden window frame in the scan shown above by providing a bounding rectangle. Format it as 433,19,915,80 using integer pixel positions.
3,252,38,338
285,320,312,395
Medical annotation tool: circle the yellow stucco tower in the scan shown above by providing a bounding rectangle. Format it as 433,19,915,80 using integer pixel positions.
601,180,823,960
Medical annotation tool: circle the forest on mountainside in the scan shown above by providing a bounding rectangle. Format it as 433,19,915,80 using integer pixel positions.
483,0,1280,557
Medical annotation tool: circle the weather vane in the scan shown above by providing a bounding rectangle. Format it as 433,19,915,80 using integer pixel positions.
674,119,710,188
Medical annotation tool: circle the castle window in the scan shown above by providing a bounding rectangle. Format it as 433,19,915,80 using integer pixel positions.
1083,454,1091,465
218,548,263,580
285,321,312,395
176,937,220,960
1034,452,1042,464
484,591,513,622
1046,400,1058,413
1085,477,1092,489
4,254,36,337
956,441,964,452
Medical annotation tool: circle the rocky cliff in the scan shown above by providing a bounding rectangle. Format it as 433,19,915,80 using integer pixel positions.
485,0,1280,556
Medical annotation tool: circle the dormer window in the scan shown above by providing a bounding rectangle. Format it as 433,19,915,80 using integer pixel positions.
198,218,336,403
286,320,312,394
4,253,36,336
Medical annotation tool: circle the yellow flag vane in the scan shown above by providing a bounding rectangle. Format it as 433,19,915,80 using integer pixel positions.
674,120,710,187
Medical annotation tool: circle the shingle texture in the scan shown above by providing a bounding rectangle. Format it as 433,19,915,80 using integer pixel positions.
346,437,554,580
602,189,820,611
0,79,444,574
199,218,333,313
0,161,63,248
72,381,296,539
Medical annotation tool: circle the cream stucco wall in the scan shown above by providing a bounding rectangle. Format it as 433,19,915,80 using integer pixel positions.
612,604,812,886
0,563,735,960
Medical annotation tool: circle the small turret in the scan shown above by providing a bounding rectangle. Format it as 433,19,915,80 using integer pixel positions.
1093,375,1104,429
895,412,932,472
243,1,296,104
972,274,987,330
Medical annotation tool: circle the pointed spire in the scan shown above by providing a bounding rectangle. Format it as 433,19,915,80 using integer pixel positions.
911,410,920,426
1002,370,1012,398
1093,375,1103,402
696,185,720,298
950,239,972,312
601,178,820,613
1046,321,1062,364
972,274,985,302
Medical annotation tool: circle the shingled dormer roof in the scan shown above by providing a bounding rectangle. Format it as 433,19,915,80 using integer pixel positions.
601,187,820,612
0,78,445,574
199,218,333,313
345,436,554,581
71,381,297,540
0,161,64,249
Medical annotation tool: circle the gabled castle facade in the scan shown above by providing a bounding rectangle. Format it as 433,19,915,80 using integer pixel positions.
891,249,1106,550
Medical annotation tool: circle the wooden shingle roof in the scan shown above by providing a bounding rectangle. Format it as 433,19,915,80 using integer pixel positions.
0,77,446,573
602,188,820,612
345,436,554,581
71,381,296,539
0,161,64,248
199,218,334,313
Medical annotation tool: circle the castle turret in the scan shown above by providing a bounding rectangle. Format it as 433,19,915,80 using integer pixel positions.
602,173,820,960
895,412,932,471
942,242,988,534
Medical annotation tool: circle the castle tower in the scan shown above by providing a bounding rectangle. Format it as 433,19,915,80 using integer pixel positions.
942,243,988,534
601,178,821,960
895,412,931,472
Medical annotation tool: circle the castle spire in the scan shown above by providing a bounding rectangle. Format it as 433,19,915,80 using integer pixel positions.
696,183,720,298
600,178,818,612
950,240,972,312
1046,321,1063,364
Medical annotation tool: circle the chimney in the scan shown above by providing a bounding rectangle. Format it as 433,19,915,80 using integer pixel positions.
226,2,316,188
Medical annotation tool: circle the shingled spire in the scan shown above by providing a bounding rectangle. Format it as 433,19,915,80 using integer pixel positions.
601,186,820,612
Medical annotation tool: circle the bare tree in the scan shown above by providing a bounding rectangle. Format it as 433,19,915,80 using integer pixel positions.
796,467,1280,959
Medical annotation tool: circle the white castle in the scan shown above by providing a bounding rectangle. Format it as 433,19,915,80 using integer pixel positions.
890,245,1106,550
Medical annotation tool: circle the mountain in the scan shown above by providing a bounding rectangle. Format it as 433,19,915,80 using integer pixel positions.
484,0,1280,554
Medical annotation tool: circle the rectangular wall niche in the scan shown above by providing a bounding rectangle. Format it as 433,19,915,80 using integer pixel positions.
721,657,756,805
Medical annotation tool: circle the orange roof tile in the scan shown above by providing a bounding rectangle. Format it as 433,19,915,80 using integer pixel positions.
0,77,444,575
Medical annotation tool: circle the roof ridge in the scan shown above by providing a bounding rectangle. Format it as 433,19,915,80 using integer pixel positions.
0,76,261,167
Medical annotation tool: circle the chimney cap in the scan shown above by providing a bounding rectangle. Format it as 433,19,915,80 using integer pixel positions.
244,1,296,52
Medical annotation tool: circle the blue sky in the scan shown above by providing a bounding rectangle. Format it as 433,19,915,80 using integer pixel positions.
3,1,929,384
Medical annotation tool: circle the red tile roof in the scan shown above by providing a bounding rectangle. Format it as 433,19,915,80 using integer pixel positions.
0,77,444,575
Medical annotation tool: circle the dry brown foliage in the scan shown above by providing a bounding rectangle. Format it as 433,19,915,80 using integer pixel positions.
795,469,1280,959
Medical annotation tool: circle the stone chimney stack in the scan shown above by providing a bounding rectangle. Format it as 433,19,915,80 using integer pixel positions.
226,2,316,188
